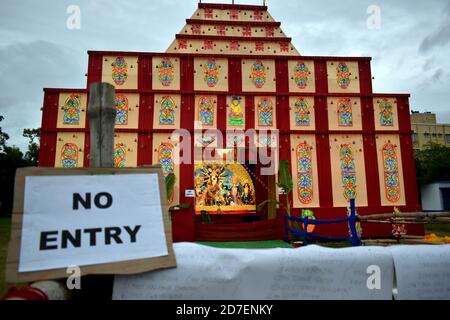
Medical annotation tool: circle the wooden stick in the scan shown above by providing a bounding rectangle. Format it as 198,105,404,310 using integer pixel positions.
361,219,450,224
358,211,450,220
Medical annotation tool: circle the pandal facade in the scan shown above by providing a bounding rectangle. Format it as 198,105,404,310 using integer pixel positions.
38,3,422,241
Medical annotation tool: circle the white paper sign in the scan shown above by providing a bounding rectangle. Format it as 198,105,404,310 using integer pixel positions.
389,245,450,300
113,243,393,300
19,174,168,272
185,189,195,198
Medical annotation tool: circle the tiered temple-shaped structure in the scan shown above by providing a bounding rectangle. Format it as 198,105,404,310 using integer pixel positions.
39,3,422,241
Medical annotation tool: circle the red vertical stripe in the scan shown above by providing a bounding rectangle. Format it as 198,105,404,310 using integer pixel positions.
275,59,289,94
137,133,152,166
397,97,412,132
39,132,57,167
228,58,242,94
314,96,328,132
138,56,152,91
358,60,373,95
363,134,381,207
139,93,153,131
246,96,255,130
83,132,90,168
86,53,102,87
400,133,421,211
314,60,328,94
180,57,194,92
276,96,289,130
217,95,227,132
316,133,333,207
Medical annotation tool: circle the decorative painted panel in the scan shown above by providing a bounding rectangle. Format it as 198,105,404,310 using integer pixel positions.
194,58,228,91
114,94,129,125
60,143,79,168
195,95,217,127
153,94,181,129
376,134,405,206
290,135,319,208
327,97,362,130
101,55,138,89
373,98,399,131
54,132,85,168
382,142,400,203
242,59,276,92
114,93,139,129
326,61,360,93
296,142,313,204
57,93,87,128
288,60,315,93
255,96,276,129
113,143,126,168
289,97,315,130
226,96,246,130
339,144,357,201
113,133,138,167
329,134,367,207
152,133,180,206
152,57,180,90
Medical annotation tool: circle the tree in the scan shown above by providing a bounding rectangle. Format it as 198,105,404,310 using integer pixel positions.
23,128,40,166
0,115,9,151
0,146,28,216
415,143,450,186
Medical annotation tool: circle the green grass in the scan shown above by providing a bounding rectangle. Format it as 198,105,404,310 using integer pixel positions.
0,217,11,297
425,223,450,236
196,240,292,249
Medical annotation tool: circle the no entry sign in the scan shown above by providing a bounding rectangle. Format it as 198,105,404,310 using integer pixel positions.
6,167,176,283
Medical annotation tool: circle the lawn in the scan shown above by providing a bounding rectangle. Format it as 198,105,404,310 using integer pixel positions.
425,223,450,236
0,217,11,297
196,240,292,249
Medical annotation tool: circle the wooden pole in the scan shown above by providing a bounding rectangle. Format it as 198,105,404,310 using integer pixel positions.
76,82,116,299
87,83,116,168
358,211,450,221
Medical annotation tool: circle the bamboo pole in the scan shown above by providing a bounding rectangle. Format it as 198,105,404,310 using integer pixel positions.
358,211,450,220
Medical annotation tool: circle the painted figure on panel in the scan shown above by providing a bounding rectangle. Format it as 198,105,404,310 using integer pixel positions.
228,96,244,126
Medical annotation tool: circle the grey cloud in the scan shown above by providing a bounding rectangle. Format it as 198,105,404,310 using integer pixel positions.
419,2,450,53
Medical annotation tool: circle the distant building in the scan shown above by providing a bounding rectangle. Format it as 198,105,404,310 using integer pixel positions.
421,182,450,212
411,111,450,151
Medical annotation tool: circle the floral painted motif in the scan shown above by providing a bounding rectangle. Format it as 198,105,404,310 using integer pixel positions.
382,142,400,203
250,60,266,88
379,98,394,126
257,97,273,126
61,143,78,168
158,142,175,204
340,144,357,201
336,62,351,89
258,135,272,147
158,58,175,87
114,94,128,125
111,56,128,86
114,143,126,168
159,96,176,125
198,96,214,126
203,59,219,87
297,142,313,204
294,62,309,89
294,98,310,126
197,136,216,147
228,96,244,127
63,94,80,125
227,135,244,147
337,98,353,127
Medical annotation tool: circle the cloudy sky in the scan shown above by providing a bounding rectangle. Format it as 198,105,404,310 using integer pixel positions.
0,0,449,150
